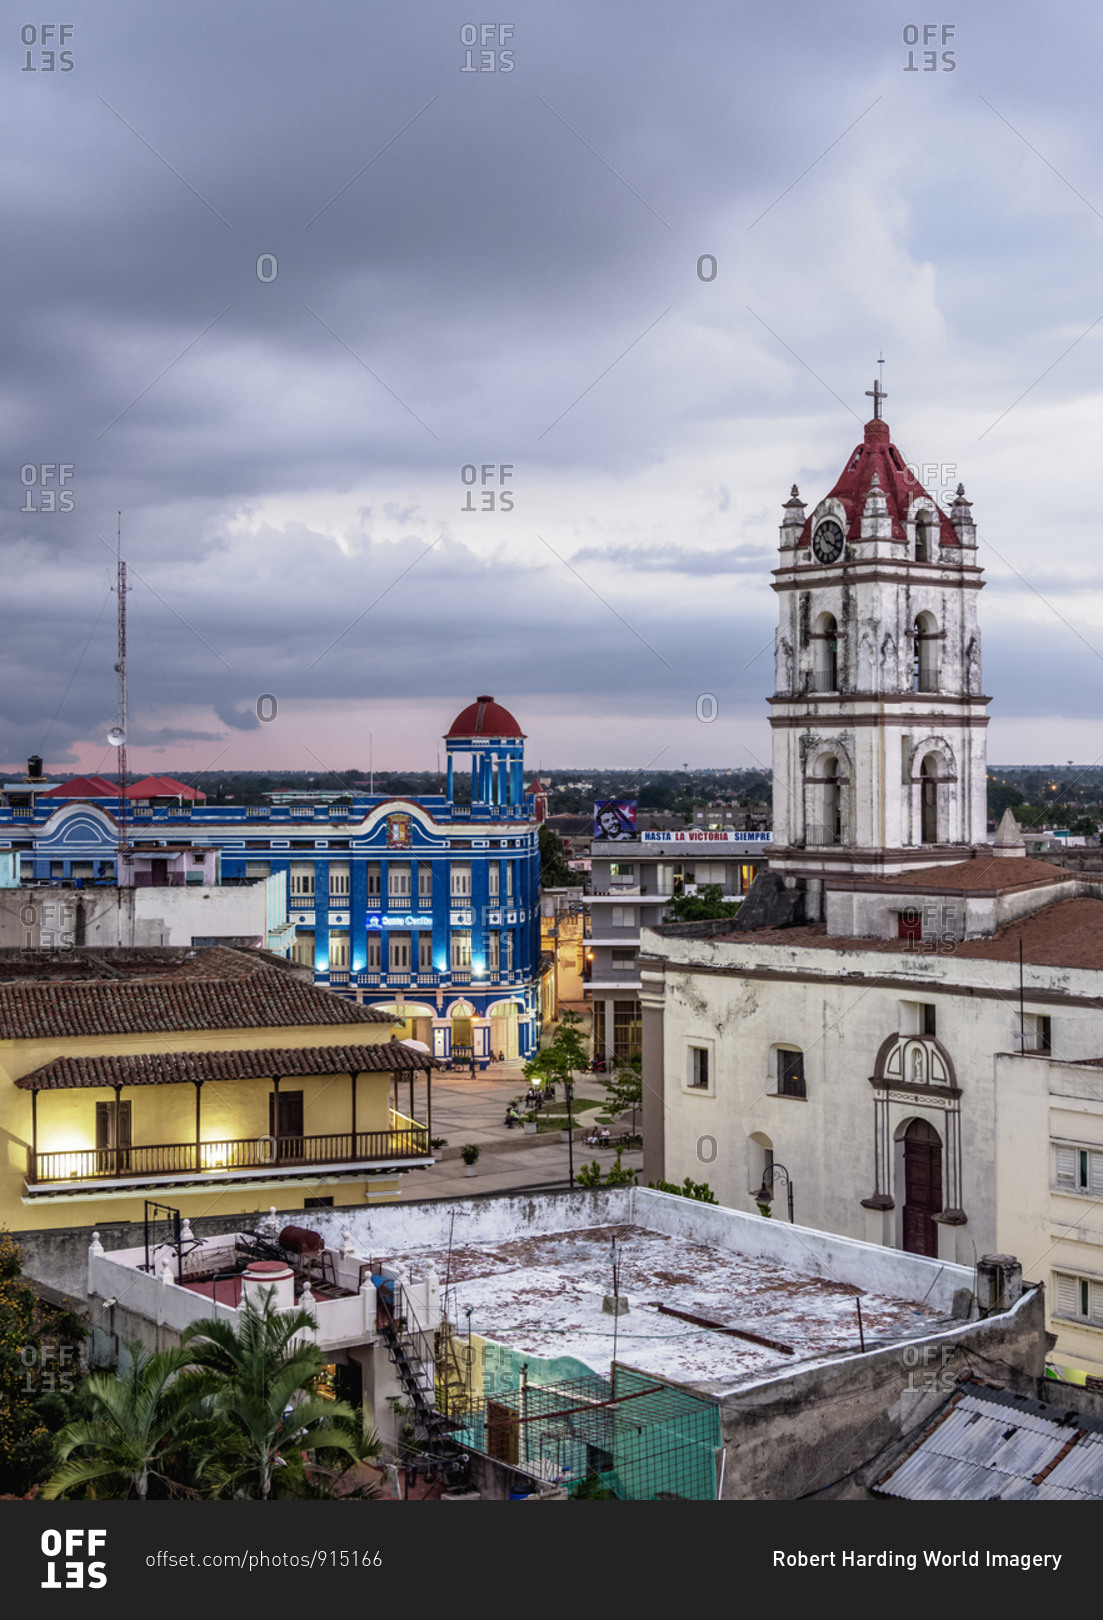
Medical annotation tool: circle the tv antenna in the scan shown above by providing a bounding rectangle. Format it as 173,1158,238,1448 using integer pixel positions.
108,512,131,876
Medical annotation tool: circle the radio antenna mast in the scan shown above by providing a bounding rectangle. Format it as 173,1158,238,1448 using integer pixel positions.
110,512,130,875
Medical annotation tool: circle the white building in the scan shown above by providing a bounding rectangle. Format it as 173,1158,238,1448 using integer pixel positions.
641,390,1103,1381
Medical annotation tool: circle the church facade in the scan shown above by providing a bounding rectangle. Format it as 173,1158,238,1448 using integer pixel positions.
641,395,1103,1380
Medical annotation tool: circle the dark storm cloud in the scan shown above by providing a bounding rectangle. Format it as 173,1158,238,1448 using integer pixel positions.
3,1,1102,765
570,544,772,574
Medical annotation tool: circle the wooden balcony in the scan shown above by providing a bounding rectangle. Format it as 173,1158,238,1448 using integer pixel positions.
28,1126,430,1188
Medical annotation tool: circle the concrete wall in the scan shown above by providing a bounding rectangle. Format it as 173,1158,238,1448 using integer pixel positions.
715,1282,1047,1499
0,882,273,951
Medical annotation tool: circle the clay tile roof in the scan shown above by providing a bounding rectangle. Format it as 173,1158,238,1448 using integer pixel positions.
40,775,120,798
446,694,525,738
713,895,1103,970
16,1042,438,1090
797,417,959,549
0,960,395,1040
842,856,1083,894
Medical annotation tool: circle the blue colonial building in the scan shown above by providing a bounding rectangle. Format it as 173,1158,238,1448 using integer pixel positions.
0,697,542,1064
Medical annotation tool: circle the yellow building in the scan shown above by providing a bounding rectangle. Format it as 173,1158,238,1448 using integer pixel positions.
0,947,437,1230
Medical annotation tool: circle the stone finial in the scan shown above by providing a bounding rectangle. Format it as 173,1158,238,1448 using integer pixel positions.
340,1227,356,1258
89,1232,104,1256
180,1218,194,1243
261,1205,279,1235
160,1260,175,1284
779,484,806,551
300,1280,315,1306
863,471,887,512
992,807,1025,857
950,483,976,545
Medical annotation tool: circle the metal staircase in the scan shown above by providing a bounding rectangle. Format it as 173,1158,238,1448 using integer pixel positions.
377,1282,457,1455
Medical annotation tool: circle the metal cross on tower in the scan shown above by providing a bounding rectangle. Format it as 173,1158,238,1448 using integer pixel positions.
865,370,887,420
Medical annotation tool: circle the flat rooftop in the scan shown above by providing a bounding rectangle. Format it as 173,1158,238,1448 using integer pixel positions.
379,1221,952,1395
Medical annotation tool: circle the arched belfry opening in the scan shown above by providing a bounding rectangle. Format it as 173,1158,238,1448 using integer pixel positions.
920,754,940,843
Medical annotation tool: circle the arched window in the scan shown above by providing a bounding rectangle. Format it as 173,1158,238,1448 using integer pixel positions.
913,613,938,692
915,509,936,563
771,1045,806,1098
811,755,842,845
920,753,940,843
813,613,838,692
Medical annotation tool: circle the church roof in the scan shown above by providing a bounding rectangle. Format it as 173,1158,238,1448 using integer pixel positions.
712,895,1103,970
798,417,959,549
446,695,525,739
837,855,1078,895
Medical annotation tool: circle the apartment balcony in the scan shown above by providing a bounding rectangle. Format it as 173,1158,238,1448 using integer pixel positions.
27,1126,431,1194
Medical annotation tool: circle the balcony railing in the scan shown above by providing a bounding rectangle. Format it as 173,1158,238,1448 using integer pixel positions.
29,1127,431,1186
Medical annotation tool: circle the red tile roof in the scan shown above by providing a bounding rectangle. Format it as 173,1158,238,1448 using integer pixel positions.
714,896,1103,970
17,1042,437,1090
127,776,206,800
837,856,1084,894
0,955,395,1039
798,417,959,549
40,776,120,799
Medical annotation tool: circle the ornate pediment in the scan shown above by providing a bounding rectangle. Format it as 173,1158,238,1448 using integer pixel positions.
872,1033,957,1090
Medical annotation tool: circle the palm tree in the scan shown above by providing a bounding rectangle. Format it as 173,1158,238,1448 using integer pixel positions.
41,1344,215,1500
181,1287,379,1499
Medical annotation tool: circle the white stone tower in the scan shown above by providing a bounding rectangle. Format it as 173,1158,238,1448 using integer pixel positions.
768,385,989,887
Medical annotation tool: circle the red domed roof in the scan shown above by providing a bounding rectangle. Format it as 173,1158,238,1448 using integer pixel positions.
797,417,958,549
446,695,525,739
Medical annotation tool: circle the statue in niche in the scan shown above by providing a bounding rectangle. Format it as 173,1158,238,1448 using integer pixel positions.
911,1045,925,1083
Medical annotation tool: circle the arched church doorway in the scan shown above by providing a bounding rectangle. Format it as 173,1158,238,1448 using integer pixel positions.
900,1118,943,1257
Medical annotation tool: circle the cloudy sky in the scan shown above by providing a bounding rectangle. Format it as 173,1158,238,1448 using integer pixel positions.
4,0,1103,778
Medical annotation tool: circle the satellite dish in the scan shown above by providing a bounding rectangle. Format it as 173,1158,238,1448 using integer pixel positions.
107,727,126,747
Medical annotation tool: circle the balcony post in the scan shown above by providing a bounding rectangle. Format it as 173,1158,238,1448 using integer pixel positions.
426,1064,432,1152
31,1087,37,1183
194,1080,202,1173
113,1083,122,1177
272,1076,280,1166
350,1071,358,1157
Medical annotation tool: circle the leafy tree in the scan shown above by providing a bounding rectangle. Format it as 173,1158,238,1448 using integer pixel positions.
538,824,573,888
600,1055,642,1135
577,1160,603,1188
0,1232,86,1496
988,782,1025,820
648,1176,718,1205
605,1147,637,1187
42,1343,217,1500
180,1288,377,1500
1072,817,1099,837
664,883,741,923
526,1007,589,1090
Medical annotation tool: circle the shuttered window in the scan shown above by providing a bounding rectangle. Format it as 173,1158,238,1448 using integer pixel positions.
1053,1143,1103,1194
1053,1271,1103,1326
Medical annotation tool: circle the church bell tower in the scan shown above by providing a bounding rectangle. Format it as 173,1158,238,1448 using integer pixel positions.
768,380,989,888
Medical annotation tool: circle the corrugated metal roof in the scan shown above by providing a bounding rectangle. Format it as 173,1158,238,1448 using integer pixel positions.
874,1385,1103,1501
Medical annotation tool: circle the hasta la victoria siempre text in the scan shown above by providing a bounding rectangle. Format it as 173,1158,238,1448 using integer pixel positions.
773,1550,1063,1571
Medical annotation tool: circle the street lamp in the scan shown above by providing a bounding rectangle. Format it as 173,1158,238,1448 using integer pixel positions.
754,1161,795,1224
564,1076,575,1190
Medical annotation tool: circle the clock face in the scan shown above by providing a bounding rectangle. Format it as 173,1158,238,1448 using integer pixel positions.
812,519,845,564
